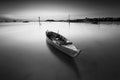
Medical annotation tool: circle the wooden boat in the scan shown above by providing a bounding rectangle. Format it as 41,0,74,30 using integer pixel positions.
46,30,81,57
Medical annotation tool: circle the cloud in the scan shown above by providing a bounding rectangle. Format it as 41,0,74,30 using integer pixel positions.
0,0,120,19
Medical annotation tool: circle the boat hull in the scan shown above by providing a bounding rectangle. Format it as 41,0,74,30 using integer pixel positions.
46,34,80,57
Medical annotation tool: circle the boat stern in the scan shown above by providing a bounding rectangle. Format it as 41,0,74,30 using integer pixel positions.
72,49,81,57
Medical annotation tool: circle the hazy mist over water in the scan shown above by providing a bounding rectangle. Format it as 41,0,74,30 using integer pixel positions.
0,22,120,80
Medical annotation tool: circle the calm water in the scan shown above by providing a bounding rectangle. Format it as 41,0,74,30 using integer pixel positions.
0,22,120,80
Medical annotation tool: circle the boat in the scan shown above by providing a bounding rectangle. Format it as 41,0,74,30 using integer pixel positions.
46,30,81,57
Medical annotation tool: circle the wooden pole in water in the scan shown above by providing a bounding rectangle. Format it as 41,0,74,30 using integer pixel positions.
98,16,100,28
68,14,70,38
68,14,70,27
38,17,41,26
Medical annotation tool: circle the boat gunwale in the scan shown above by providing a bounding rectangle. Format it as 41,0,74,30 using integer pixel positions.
46,30,81,57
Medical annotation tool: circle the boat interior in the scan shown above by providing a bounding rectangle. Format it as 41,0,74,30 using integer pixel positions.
47,32,73,45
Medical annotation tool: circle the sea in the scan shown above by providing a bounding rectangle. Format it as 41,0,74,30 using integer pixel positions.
0,22,120,80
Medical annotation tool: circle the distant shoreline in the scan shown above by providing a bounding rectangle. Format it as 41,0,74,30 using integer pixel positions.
0,17,120,24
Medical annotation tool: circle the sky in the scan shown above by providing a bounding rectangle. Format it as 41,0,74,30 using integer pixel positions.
0,0,120,20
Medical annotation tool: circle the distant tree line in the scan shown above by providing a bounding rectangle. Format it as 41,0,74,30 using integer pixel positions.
0,17,29,23
1,17,120,23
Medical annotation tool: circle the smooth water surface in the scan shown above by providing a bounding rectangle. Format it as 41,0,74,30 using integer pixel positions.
0,22,120,80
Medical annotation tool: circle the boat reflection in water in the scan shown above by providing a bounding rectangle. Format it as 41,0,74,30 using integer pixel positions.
46,39,80,78
46,30,81,57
